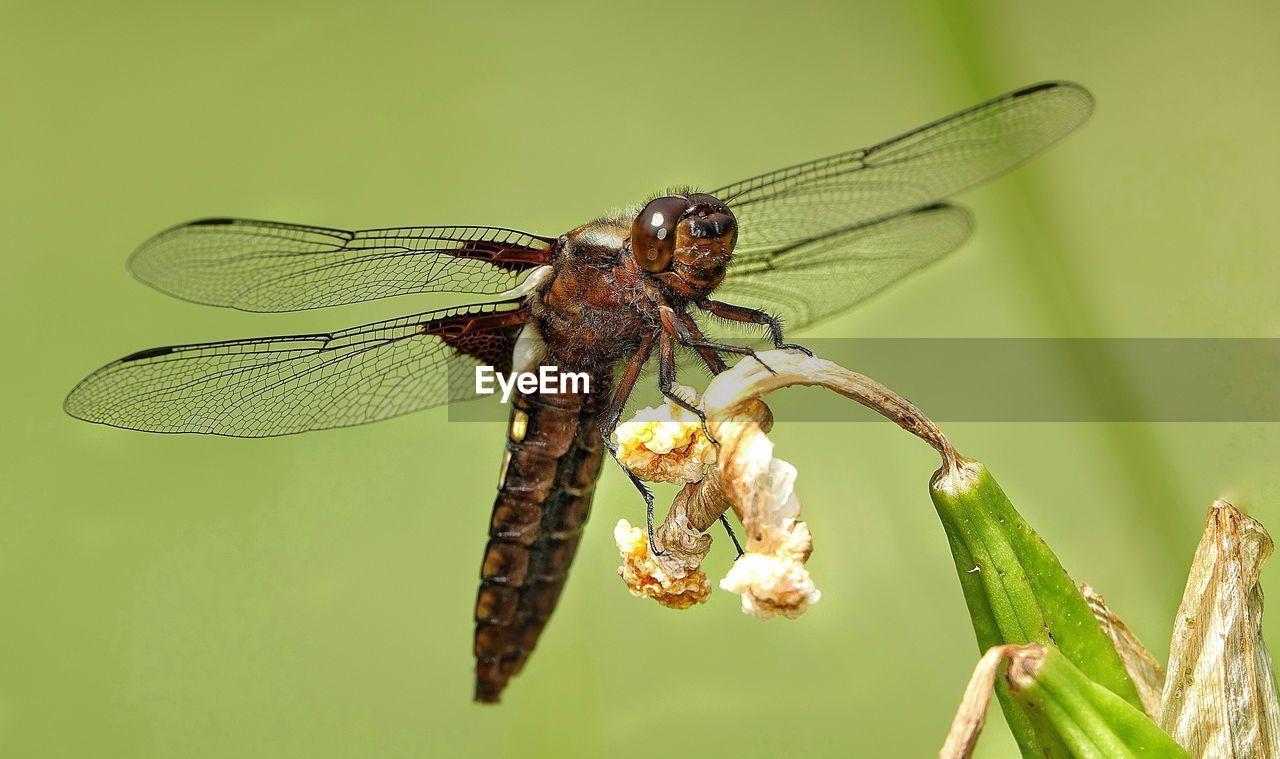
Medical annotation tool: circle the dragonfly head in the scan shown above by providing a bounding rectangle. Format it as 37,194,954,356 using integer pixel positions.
628,193,737,297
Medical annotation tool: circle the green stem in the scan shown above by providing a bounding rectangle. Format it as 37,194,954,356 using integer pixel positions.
1010,646,1189,758
931,460,1145,754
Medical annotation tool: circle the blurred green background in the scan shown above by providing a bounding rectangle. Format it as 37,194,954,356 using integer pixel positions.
4,1,1279,756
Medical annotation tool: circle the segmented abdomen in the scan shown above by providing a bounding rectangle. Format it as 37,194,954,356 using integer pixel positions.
473,372,611,702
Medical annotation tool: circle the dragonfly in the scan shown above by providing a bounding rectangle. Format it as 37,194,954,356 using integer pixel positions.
65,81,1093,702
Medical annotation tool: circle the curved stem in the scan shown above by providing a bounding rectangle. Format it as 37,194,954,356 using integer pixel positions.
700,350,960,476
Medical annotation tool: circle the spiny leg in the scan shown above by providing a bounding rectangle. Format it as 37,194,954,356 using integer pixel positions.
598,331,667,556
656,325,744,557
676,311,729,375
696,297,814,355
598,329,653,446
678,307,765,558
657,308,723,442
656,329,708,423
661,305,777,374
674,311,736,442
611,313,761,559
719,513,745,558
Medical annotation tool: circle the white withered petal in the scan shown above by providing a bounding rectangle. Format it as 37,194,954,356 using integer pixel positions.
614,388,716,485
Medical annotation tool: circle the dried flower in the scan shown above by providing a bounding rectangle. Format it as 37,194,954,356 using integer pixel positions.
614,519,710,609
719,523,820,620
614,389,716,485
615,351,925,620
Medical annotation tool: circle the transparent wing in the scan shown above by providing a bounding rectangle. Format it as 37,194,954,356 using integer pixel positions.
713,204,973,331
715,81,1092,256
64,301,526,437
129,218,555,312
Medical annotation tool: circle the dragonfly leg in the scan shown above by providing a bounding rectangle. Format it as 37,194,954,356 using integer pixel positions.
719,513,745,558
598,330,653,447
604,448,662,556
655,329,717,445
676,311,729,375
660,305,776,375
696,298,814,356
663,311,749,559
598,331,667,556
652,324,746,559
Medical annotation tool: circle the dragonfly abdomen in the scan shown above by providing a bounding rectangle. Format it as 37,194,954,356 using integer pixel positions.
473,373,611,702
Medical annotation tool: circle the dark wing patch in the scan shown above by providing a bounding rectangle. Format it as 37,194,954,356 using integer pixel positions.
65,301,527,437
120,346,176,362
129,218,555,312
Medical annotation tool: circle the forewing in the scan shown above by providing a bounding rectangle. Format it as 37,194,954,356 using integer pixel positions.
65,301,527,437
129,218,555,311
713,204,973,331
716,81,1092,255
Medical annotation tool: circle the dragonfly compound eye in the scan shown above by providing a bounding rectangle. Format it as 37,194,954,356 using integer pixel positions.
630,195,689,272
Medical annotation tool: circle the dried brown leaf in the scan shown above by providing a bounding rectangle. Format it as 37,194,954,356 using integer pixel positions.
1159,499,1280,757
939,645,1032,759
1081,584,1166,719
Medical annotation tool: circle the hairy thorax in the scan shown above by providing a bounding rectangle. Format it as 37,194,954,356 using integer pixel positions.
526,217,657,372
